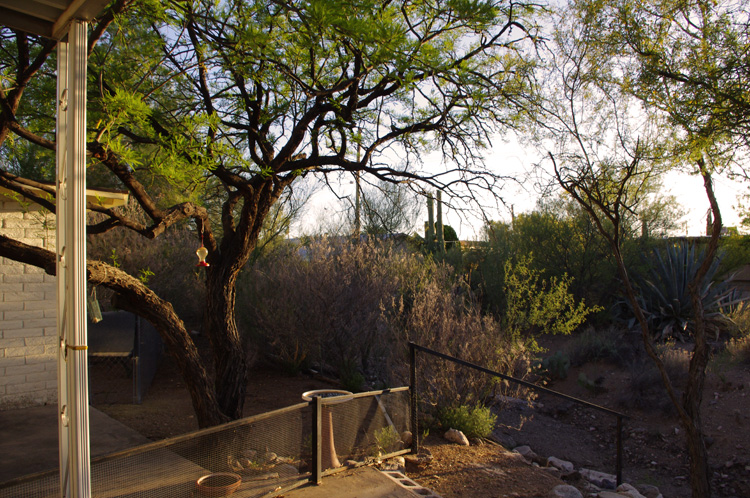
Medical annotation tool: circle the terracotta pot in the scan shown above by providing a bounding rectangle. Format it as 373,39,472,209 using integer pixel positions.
196,472,242,497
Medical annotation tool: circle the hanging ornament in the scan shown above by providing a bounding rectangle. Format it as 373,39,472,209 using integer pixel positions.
196,229,210,267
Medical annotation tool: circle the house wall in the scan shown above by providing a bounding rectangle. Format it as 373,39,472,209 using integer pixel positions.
0,197,57,409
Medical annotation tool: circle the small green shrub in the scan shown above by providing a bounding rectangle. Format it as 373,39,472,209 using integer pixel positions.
372,426,401,456
438,404,497,439
535,351,570,380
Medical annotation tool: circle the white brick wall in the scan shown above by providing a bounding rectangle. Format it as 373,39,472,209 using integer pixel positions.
0,198,58,409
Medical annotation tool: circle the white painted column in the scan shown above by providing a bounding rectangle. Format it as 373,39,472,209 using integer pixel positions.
56,20,91,498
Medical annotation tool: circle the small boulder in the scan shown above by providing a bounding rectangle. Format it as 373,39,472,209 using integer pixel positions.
580,468,617,490
551,484,583,498
401,431,413,447
513,445,537,460
547,456,575,474
635,484,663,498
444,428,470,446
615,483,647,498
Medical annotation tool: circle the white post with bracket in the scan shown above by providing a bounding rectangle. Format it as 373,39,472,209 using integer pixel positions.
56,19,91,498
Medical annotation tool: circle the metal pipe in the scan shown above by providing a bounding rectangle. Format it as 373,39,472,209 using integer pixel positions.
410,342,418,454
312,396,322,485
616,415,623,486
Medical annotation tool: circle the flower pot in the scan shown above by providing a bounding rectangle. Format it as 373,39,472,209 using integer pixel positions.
196,472,242,497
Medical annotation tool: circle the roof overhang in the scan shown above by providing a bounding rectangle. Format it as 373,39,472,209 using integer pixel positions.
0,183,129,209
0,0,110,40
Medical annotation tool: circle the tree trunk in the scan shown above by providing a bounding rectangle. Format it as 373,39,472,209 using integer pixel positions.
205,265,247,420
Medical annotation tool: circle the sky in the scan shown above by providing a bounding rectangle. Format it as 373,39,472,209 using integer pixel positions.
292,140,748,241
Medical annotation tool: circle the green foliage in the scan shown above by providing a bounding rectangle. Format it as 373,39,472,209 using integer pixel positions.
438,404,497,439
372,426,401,456
503,255,600,341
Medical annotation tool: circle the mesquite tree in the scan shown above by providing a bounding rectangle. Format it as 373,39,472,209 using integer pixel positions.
0,0,539,426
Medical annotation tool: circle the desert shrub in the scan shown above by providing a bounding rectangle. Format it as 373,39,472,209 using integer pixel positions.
564,326,640,368
620,345,691,412
534,351,571,380
724,336,750,365
241,238,538,414
725,301,750,338
437,404,497,439
240,238,416,382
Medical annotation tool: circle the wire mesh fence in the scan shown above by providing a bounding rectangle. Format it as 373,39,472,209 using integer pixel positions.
0,387,411,498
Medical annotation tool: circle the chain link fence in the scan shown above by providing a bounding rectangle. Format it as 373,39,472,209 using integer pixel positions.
0,387,410,498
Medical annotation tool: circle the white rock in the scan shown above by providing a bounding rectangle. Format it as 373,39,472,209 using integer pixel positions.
635,484,663,498
580,468,617,490
444,428,470,446
547,456,575,473
616,483,647,498
551,484,583,498
512,445,538,462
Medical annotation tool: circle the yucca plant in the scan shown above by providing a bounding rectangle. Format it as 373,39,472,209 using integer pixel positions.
620,242,735,341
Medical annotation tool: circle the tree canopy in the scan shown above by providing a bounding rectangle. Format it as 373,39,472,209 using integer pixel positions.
0,0,540,425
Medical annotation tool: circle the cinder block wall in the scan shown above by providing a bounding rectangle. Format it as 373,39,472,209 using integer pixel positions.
0,197,57,409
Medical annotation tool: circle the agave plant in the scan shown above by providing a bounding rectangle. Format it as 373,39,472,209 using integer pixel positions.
621,242,735,341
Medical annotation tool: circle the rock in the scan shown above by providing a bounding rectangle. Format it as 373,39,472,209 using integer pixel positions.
274,463,300,476
542,466,562,479
561,470,582,481
597,492,628,498
513,445,540,463
635,484,663,498
491,431,517,450
551,484,583,498
580,468,617,490
547,456,575,474
380,456,406,472
444,428,470,446
401,431,413,446
615,483,647,498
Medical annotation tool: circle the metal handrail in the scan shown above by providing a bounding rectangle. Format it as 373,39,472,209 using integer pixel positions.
409,342,628,486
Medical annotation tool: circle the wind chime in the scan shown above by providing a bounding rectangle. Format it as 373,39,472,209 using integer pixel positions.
196,228,210,267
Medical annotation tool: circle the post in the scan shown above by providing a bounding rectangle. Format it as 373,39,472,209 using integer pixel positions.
616,415,623,486
409,342,418,454
436,191,444,253
57,20,92,498
311,396,322,484
426,193,435,252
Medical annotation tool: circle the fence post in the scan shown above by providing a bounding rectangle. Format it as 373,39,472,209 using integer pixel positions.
409,342,418,454
311,396,322,485
616,415,623,486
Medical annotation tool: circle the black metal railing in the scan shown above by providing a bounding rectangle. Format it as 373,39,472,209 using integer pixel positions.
409,342,628,486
